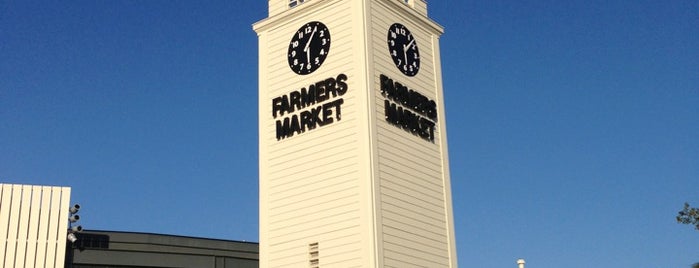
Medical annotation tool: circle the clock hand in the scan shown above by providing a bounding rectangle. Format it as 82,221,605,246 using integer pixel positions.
403,38,415,64
404,38,415,50
403,48,408,65
304,27,318,64
306,47,311,65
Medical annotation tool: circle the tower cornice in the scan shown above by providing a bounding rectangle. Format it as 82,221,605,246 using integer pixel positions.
253,0,443,35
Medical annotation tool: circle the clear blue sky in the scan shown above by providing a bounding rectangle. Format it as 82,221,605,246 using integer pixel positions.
1,1,697,267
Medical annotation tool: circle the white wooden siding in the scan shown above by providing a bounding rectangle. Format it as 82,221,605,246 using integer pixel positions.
370,0,453,267
0,184,71,268
258,0,366,267
256,0,455,267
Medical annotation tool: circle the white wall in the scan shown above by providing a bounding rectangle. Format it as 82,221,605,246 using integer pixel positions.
0,184,71,268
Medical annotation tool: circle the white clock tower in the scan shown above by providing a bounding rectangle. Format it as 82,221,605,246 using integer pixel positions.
253,0,457,267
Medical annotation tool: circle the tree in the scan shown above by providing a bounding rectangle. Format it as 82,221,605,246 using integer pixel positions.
677,202,699,230
677,203,699,268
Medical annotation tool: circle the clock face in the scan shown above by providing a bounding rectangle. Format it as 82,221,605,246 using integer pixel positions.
288,21,331,75
387,23,420,77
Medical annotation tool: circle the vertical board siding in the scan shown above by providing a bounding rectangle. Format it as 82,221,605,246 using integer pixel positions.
0,185,12,267
54,187,71,266
0,184,71,268
14,185,33,267
3,186,23,267
24,186,42,268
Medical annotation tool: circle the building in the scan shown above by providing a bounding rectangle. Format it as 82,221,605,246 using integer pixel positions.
68,230,258,268
253,0,457,267
1,184,260,268
0,184,72,268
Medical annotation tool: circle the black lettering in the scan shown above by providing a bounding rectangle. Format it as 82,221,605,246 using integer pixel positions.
422,118,435,142
336,73,348,95
427,100,437,121
380,74,393,97
290,91,301,113
401,108,417,133
418,117,431,140
315,81,326,102
279,95,290,117
420,95,430,116
290,114,301,136
311,106,322,129
300,110,314,131
395,82,409,106
332,98,343,121
321,101,334,126
272,73,350,141
272,97,283,118
385,100,398,125
408,90,423,112
379,74,439,143
301,86,316,108
276,117,291,140
384,99,436,143
325,77,337,98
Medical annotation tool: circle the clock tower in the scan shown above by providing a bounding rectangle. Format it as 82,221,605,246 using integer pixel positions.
253,0,457,267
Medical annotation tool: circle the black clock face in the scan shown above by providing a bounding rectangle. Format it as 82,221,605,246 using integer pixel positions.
387,23,420,77
288,21,331,75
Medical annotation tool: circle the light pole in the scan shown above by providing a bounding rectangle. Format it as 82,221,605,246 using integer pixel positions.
65,204,82,268
517,259,526,268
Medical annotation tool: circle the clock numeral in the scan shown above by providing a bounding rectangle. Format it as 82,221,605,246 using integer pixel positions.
320,49,325,55
291,51,296,57
390,32,397,39
391,50,397,57
298,32,303,39
305,26,312,34
319,30,325,37
393,28,405,36
397,59,402,66
294,59,299,65
292,41,299,48
315,57,320,64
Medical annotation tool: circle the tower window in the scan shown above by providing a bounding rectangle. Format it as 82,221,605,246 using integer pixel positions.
289,0,306,8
